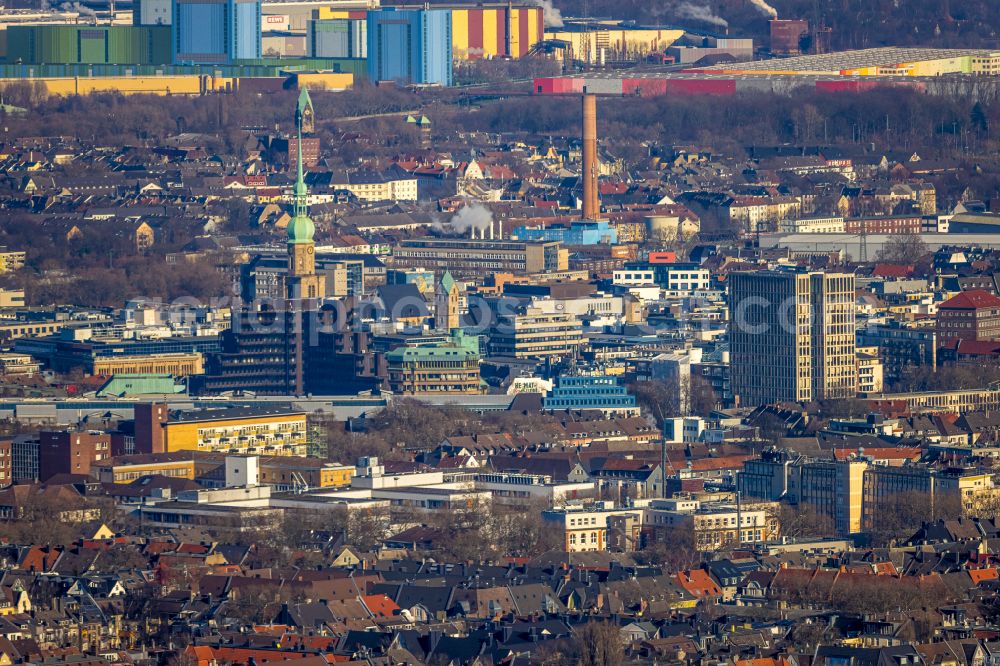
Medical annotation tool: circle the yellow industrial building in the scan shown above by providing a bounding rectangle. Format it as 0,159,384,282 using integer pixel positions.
315,5,544,59
544,24,684,64
0,71,352,97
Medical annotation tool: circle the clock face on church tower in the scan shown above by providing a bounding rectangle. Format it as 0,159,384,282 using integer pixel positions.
300,107,315,134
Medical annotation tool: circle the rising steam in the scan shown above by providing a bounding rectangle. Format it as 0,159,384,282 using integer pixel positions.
748,0,778,19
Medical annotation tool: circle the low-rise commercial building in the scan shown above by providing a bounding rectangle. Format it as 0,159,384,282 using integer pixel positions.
488,308,584,359
91,352,205,377
385,329,482,395
94,451,355,490
393,239,568,276
542,375,639,417
0,289,25,308
329,171,418,202
0,248,26,273
543,503,645,553
644,498,779,551
0,353,40,376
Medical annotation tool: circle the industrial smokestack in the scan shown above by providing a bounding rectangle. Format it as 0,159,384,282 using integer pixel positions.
582,93,599,220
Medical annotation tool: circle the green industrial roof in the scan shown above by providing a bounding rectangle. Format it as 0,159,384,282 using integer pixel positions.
95,374,185,398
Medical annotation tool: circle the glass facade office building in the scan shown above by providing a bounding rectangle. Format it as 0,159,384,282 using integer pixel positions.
172,0,261,64
366,8,452,86
542,375,638,415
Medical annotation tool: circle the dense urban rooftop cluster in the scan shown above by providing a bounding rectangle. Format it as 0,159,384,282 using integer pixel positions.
0,0,1000,663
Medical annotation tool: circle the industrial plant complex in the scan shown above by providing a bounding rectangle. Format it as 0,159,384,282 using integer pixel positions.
0,0,988,98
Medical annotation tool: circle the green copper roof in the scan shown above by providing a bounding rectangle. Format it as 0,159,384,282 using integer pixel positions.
96,374,185,398
385,330,480,363
297,87,313,123
440,270,455,294
288,104,314,245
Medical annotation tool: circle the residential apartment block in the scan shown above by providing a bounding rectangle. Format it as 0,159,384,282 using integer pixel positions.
133,403,308,456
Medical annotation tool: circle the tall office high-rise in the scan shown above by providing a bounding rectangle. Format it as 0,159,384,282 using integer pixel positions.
366,8,453,86
729,270,856,406
172,0,260,64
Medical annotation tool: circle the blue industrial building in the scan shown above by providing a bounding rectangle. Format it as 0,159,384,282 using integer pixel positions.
172,0,261,64
366,8,452,86
512,220,617,245
542,375,639,416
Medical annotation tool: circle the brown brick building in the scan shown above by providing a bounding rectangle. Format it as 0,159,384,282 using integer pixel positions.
37,430,113,482
937,290,1000,344
0,439,11,487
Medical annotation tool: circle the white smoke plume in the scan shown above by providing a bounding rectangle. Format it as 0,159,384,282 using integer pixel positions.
448,203,493,235
529,0,564,28
748,0,778,19
674,2,728,27
54,1,97,15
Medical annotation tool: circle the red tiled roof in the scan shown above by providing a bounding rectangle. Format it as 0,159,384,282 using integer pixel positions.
968,568,999,585
687,455,751,471
674,569,721,597
955,340,1000,356
940,289,1000,310
872,263,914,278
363,594,400,618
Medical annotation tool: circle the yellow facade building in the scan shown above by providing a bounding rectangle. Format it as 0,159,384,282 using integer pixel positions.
95,450,354,489
135,404,310,457
162,410,308,456
91,352,204,377
93,453,197,484
0,73,352,97
544,26,684,64
0,248,26,274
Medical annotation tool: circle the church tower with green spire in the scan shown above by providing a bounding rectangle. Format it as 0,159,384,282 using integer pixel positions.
435,269,460,332
287,87,323,300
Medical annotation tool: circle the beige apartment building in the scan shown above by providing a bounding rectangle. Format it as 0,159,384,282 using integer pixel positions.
787,459,867,536
729,270,857,406
856,345,884,394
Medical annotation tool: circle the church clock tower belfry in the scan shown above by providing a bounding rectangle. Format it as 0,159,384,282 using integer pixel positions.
287,87,324,301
